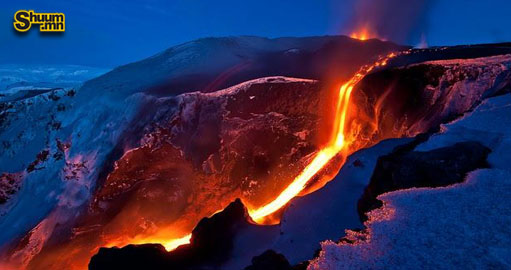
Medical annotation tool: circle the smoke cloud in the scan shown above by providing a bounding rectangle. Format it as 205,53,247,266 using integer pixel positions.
345,0,434,45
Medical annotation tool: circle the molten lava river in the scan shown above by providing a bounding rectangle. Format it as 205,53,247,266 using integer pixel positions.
158,52,401,250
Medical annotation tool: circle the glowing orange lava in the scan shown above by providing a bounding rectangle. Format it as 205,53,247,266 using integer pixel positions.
249,85,352,222
162,234,192,251
105,233,192,252
350,25,379,41
145,51,400,249
249,52,398,223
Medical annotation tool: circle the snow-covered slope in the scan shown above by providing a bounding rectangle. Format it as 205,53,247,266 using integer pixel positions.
80,36,405,96
0,64,109,102
0,87,150,268
309,94,511,270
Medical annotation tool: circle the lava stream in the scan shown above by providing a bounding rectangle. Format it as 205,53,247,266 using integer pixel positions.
248,52,398,223
249,83,353,222
159,52,401,250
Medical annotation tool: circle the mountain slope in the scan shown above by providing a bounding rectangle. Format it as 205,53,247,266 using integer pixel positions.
86,52,511,270
81,36,407,96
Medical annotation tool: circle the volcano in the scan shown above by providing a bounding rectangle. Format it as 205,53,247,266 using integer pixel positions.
1,36,511,270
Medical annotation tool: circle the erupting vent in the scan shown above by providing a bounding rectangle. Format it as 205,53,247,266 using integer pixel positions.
350,25,380,41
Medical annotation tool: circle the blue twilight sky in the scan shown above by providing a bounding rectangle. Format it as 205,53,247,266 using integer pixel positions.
1,0,510,68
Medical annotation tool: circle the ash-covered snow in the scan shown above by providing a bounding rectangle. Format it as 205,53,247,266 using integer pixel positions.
80,36,329,97
309,94,511,270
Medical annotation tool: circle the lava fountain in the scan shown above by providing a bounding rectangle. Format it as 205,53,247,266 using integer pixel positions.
350,24,380,41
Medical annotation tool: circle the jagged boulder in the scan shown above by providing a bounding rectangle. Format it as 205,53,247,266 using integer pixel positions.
244,250,293,270
89,199,252,270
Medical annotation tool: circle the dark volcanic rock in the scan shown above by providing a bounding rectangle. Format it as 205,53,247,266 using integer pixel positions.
243,250,309,270
88,244,169,270
89,199,252,270
358,141,491,221
185,198,252,264
244,250,292,270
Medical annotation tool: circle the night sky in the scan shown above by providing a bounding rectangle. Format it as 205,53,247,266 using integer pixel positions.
1,0,510,67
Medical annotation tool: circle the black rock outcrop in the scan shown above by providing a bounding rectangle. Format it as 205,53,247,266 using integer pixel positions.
358,141,491,221
89,198,251,270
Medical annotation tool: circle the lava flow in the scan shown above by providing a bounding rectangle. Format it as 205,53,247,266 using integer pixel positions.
157,51,401,250
249,52,398,223
160,234,192,251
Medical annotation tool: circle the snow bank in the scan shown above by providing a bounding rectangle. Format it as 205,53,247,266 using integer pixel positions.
309,94,511,270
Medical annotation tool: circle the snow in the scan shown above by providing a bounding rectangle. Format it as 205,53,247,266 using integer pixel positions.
310,169,511,270
309,94,511,270
405,54,511,135
272,138,414,264
417,54,511,66
0,75,149,263
203,76,315,98
0,64,109,100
